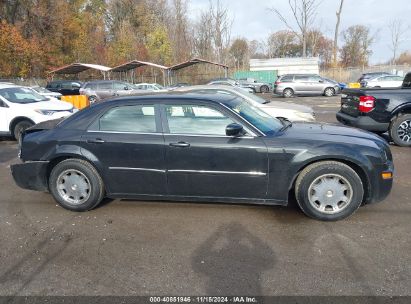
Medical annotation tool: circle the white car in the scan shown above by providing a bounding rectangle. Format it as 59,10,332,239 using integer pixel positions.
134,83,168,92
175,85,315,122
31,86,63,99
361,75,404,88
0,84,75,142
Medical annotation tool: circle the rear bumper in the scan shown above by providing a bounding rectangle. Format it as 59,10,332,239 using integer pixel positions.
336,111,389,132
11,161,49,192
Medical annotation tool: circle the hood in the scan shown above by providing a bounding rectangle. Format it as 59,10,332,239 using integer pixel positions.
282,122,386,144
261,100,313,114
12,100,73,111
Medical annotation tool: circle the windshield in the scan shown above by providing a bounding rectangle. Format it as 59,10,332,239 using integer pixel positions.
225,97,283,135
0,87,49,103
32,86,52,93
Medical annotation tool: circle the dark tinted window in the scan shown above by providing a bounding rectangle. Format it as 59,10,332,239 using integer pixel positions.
166,105,234,135
47,82,60,89
99,105,156,133
279,75,293,82
85,83,98,90
294,75,310,81
402,73,411,88
98,82,113,90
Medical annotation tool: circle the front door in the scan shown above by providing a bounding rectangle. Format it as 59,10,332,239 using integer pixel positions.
162,103,268,200
82,104,166,195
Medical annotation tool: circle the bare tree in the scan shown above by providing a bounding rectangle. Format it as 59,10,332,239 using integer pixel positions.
270,0,320,57
388,20,407,65
211,0,232,63
333,0,344,66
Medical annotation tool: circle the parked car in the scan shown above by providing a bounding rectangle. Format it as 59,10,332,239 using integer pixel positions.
79,80,138,104
236,78,271,93
337,72,411,147
168,83,190,89
46,80,83,96
323,77,347,91
11,92,393,221
31,86,63,100
134,83,168,92
207,78,255,93
360,75,404,88
357,72,392,83
174,85,315,122
274,74,341,97
0,84,75,142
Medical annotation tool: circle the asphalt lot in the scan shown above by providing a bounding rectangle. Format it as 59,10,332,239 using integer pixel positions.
0,95,410,296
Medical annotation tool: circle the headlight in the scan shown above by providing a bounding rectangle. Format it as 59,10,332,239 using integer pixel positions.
34,109,56,116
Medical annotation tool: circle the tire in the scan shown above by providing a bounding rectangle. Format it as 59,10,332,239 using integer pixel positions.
260,85,269,93
88,95,97,104
13,120,34,144
324,87,335,97
49,159,105,212
389,114,411,147
295,161,364,221
283,88,294,98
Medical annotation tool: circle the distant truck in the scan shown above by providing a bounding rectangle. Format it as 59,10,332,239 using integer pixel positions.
337,72,411,147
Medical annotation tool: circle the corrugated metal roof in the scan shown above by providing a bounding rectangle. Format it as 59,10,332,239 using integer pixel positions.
49,63,111,74
111,60,168,72
169,58,229,71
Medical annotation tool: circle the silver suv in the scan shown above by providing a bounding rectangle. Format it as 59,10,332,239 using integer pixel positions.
274,74,340,97
79,80,137,103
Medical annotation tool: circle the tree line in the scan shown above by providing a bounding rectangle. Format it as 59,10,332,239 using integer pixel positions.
0,0,409,78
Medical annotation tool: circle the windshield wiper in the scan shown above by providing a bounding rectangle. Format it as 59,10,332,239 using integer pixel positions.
277,116,293,131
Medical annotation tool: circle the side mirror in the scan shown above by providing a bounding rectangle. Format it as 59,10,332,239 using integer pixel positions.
226,123,244,137
319,79,324,83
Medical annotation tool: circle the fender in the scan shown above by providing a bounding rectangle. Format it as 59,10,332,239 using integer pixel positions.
391,103,411,117
9,116,36,133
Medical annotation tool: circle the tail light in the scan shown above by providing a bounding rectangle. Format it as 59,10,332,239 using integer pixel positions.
359,96,375,113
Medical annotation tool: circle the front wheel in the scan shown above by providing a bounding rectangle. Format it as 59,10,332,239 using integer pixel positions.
295,161,364,221
13,121,34,144
49,159,105,212
389,114,411,147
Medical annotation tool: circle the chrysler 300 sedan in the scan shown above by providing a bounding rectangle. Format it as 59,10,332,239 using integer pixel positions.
11,92,394,221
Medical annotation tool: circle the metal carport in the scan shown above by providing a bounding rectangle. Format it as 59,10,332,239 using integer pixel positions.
49,63,112,79
110,60,169,86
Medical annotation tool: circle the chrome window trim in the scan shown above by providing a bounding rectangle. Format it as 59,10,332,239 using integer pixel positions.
108,167,266,176
87,130,163,135
87,130,255,139
168,169,266,176
109,167,166,173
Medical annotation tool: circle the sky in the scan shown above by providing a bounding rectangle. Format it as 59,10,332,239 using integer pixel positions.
188,0,411,64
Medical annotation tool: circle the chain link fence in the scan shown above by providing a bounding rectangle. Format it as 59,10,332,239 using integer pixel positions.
321,65,411,83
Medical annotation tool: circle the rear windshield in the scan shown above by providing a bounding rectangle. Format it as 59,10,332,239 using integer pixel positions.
0,87,48,103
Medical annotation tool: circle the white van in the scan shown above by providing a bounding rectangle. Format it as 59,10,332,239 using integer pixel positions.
0,84,75,142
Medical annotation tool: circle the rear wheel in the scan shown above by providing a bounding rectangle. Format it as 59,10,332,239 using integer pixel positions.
49,159,105,211
324,87,335,97
283,88,294,98
13,120,34,144
389,114,411,147
295,161,364,221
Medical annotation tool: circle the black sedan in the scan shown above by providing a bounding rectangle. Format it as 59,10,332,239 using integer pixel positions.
11,92,394,221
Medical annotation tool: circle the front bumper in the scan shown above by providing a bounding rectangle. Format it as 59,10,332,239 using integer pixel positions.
11,161,49,192
336,111,389,132
365,160,394,205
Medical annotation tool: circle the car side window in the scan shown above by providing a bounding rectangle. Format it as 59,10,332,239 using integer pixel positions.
98,105,156,133
113,82,127,90
294,76,310,82
165,105,234,136
98,82,113,90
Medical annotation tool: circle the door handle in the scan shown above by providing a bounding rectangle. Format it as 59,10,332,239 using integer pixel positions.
169,142,190,148
87,138,105,144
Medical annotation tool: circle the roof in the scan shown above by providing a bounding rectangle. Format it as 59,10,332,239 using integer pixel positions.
49,63,111,74
168,58,229,71
110,60,168,72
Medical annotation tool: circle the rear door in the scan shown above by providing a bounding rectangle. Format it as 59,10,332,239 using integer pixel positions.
293,75,311,94
82,103,166,195
162,102,268,199
97,82,114,99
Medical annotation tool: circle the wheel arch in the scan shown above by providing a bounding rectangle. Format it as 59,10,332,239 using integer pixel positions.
9,117,35,136
288,157,371,204
391,105,411,117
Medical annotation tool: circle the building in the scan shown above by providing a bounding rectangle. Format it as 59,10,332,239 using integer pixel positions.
250,57,320,76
